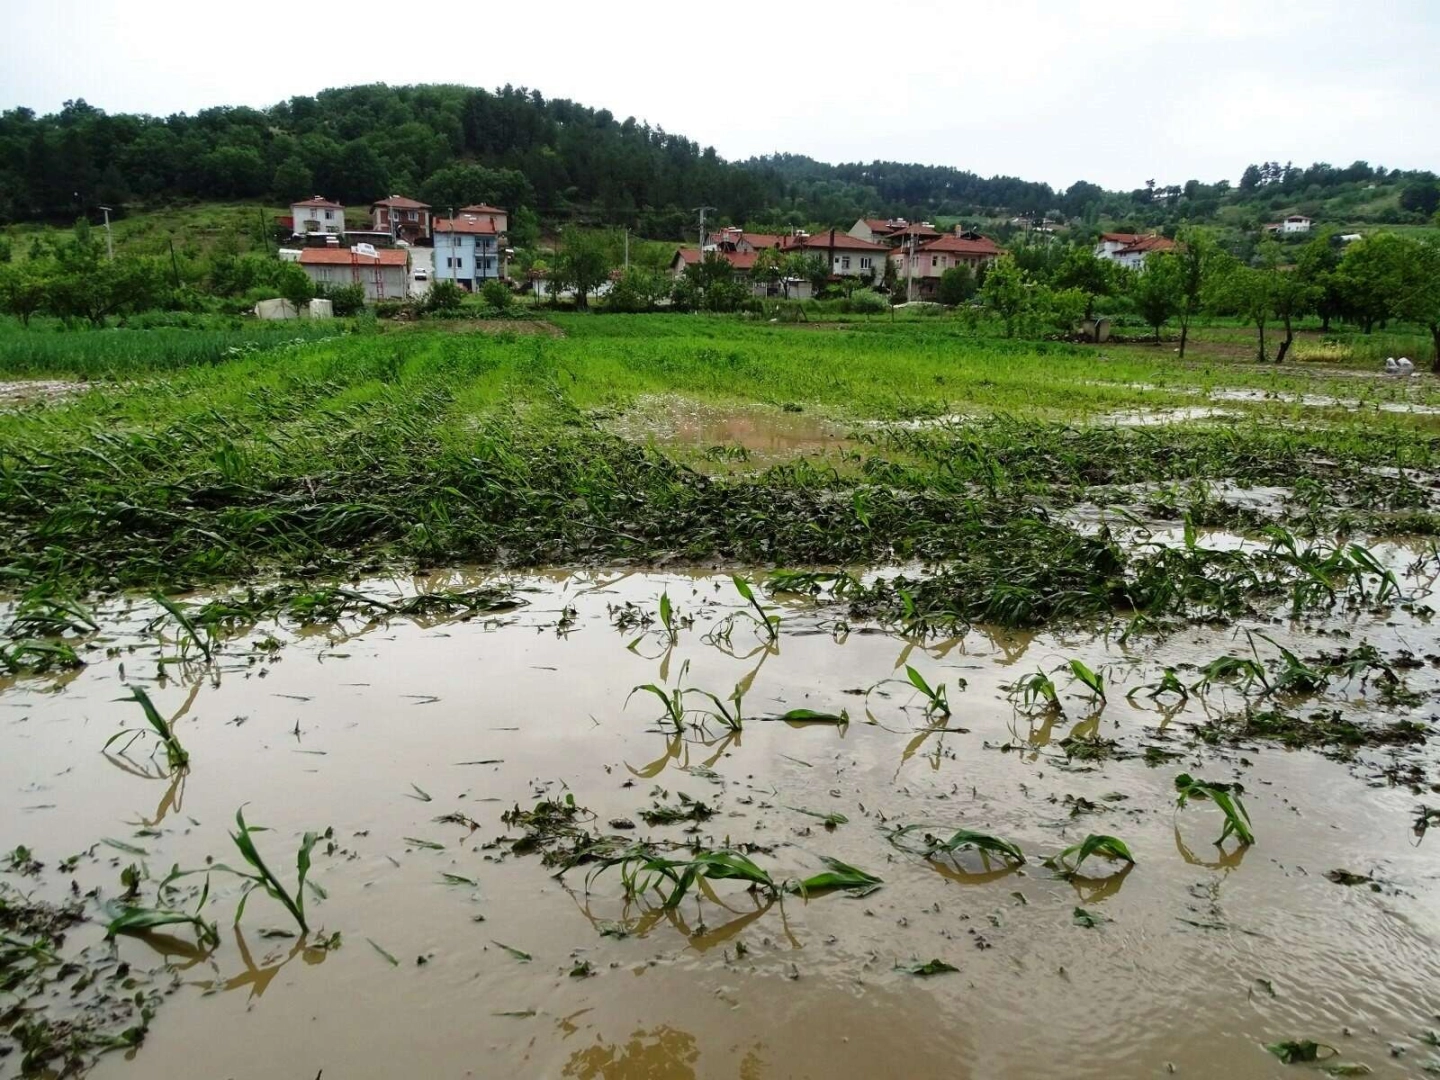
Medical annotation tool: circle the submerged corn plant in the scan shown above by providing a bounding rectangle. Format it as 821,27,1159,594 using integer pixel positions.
889,824,1026,866
731,576,780,642
902,665,952,719
1009,668,1063,714
104,687,189,771
1044,834,1135,875
1175,774,1255,847
104,875,217,948
587,845,880,909
176,808,325,934
150,593,213,663
1066,659,1106,704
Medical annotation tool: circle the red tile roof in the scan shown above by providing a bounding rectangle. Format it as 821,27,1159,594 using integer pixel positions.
458,204,506,215
672,247,758,270
434,216,498,234
372,195,430,209
292,196,344,210
298,248,408,266
784,230,890,252
917,235,1002,256
1100,232,1144,244
1115,235,1176,256
887,223,941,239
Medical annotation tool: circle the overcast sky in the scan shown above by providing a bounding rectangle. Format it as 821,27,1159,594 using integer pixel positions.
2,0,1436,192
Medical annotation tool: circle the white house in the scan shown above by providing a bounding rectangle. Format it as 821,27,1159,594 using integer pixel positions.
782,229,889,282
1094,233,1177,269
433,213,505,289
1281,215,1312,234
290,196,345,237
297,247,411,301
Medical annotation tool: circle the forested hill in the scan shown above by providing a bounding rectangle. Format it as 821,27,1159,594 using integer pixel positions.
2,82,1437,236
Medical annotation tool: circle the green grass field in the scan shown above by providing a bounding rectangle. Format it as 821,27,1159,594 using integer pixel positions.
2,314,1439,602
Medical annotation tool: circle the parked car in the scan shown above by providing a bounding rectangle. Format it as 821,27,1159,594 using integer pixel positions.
413,267,429,281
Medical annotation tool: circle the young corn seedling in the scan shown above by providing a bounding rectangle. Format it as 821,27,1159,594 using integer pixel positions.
590,846,778,910
731,576,780,642
889,824,1026,866
1065,659,1106,704
684,686,745,732
1175,774,1255,848
1009,668,1062,714
785,857,883,897
1189,654,1269,697
1044,834,1135,875
104,875,218,948
902,665,951,719
1126,667,1188,702
628,683,686,730
150,592,213,663
203,808,323,934
104,687,189,771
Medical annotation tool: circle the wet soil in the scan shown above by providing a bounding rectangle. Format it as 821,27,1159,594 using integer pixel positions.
5,556,1440,1079
0,379,80,411
609,397,851,459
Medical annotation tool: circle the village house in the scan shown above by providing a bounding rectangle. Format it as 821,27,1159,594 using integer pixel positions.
848,217,910,245
889,233,1003,299
370,195,432,243
457,204,508,235
433,210,507,289
1093,232,1177,269
1263,214,1313,235
781,229,889,282
667,246,815,299
289,196,345,237
297,247,411,300
707,226,782,254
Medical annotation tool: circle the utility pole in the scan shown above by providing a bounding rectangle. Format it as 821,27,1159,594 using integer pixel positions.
448,207,457,285
692,205,716,255
98,205,114,261
906,231,916,304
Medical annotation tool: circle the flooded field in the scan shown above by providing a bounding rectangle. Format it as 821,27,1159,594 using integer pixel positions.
5,554,1440,1079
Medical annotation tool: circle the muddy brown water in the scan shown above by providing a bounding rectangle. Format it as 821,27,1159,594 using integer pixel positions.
5,559,1440,1079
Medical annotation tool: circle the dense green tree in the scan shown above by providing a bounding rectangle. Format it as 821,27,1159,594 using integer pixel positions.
273,156,314,202
552,227,614,309
1399,175,1440,217
936,265,975,306
980,256,1028,336
1052,248,1117,320
274,261,314,313
1131,251,1182,340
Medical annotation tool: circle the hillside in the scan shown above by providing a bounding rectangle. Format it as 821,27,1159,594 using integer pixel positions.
2,83,1438,242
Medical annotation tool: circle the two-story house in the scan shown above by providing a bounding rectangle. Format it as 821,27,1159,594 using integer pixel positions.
1094,232,1176,269
290,196,345,237
890,233,1003,299
781,229,889,283
433,212,504,289
371,196,432,242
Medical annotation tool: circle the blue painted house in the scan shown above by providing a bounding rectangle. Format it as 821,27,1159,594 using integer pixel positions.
432,205,507,290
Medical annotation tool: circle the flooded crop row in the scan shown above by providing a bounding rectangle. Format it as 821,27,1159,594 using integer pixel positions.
4,551,1440,1078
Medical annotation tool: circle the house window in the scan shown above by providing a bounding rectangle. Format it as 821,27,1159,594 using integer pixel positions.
931,256,938,268
324,210,333,220
841,256,851,270
860,257,871,270
406,211,417,221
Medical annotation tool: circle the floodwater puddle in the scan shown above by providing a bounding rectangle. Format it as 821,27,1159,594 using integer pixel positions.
0,378,81,411
608,397,850,459
5,560,1440,1078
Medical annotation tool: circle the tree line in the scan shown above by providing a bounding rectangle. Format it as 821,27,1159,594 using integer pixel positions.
4,83,1437,240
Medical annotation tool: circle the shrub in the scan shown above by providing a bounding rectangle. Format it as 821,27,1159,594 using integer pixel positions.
848,289,887,315
426,280,464,314
322,282,366,317
480,280,512,310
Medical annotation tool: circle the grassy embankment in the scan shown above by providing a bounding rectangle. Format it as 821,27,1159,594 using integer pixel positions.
0,316,1437,630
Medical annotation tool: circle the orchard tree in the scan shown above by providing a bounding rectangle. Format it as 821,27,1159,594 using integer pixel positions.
980,255,1029,336
1172,228,1217,358
1131,251,1182,341
1053,247,1117,320
552,227,614,310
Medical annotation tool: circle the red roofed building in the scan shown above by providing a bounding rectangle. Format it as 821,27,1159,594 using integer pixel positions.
457,205,508,235
371,195,432,242
433,210,507,288
780,229,889,282
1094,233,1177,271
290,196,345,237
298,247,410,300
890,233,1004,300
708,226,782,254
848,217,911,245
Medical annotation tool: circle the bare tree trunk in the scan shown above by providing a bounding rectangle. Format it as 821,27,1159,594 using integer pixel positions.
1178,317,1189,358
1256,320,1268,363
1431,323,1440,375
1275,314,1294,363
